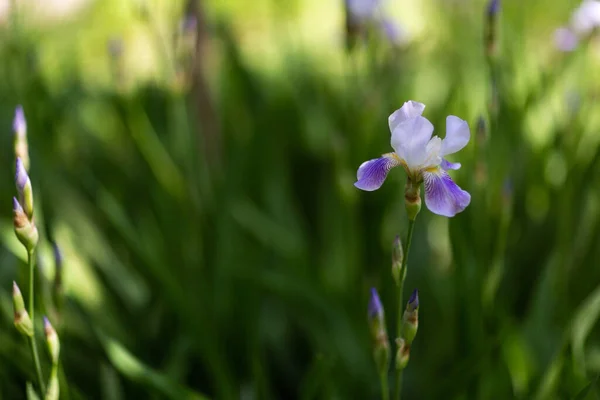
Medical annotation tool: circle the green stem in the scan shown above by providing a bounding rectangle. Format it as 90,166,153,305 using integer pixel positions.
27,249,45,395
394,218,416,400
380,370,389,400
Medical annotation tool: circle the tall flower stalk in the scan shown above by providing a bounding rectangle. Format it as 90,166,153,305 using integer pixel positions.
356,101,471,399
14,157,45,395
369,288,390,400
11,106,64,398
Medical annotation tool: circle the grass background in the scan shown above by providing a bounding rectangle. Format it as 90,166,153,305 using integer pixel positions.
1,0,600,398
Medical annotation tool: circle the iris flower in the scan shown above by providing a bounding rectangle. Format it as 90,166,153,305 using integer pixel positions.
354,101,471,217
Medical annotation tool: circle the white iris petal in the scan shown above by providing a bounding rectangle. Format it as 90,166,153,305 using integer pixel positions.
388,101,426,133
391,116,434,169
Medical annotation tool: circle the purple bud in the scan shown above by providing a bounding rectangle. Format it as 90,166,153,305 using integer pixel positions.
43,316,51,330
407,289,419,311
15,158,28,193
487,0,500,16
369,288,384,319
13,106,26,137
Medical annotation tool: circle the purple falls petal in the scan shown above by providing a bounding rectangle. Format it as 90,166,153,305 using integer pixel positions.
354,154,400,191
441,159,461,170
424,169,471,217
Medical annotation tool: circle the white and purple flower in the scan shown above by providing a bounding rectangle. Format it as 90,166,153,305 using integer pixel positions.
354,101,471,217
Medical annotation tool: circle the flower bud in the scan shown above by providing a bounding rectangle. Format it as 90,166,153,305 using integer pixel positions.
401,289,419,346
15,158,34,219
404,180,421,221
13,197,38,252
13,282,34,337
13,106,30,171
368,288,390,377
44,317,60,365
395,338,410,370
392,235,404,285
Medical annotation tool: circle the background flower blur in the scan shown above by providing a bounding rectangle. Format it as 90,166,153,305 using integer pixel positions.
1,0,600,398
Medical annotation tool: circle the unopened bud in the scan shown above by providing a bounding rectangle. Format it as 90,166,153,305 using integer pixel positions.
13,197,38,252
401,289,419,346
404,180,421,221
13,282,33,337
13,106,30,171
395,338,410,370
368,288,390,376
392,235,404,285
15,158,34,218
44,317,60,364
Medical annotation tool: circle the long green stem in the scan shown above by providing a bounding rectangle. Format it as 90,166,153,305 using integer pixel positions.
380,369,390,400
27,250,45,395
394,218,416,400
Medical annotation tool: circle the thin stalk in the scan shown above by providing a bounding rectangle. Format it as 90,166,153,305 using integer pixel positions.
380,369,390,400
28,249,45,395
394,218,416,400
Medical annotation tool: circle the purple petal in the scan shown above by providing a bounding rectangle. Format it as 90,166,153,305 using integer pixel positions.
354,154,400,191
368,287,384,319
424,169,471,217
441,159,461,170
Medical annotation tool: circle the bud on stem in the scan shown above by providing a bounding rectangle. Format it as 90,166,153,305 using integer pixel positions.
396,289,419,371
369,288,390,377
44,317,60,365
15,158,34,219
401,289,419,346
13,282,33,337
13,197,38,252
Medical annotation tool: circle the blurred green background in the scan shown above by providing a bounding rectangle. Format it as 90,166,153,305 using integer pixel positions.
1,0,600,398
